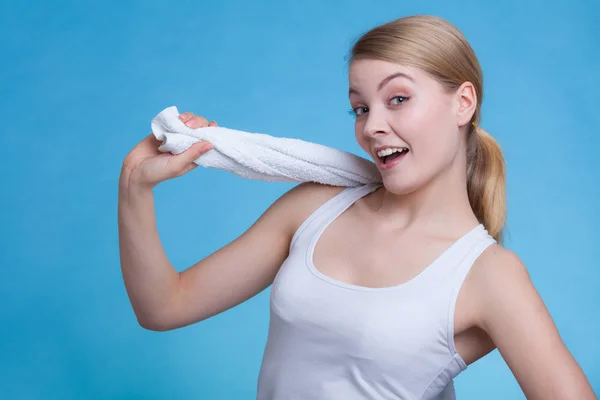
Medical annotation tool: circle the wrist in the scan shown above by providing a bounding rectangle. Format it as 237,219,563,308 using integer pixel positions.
119,166,155,199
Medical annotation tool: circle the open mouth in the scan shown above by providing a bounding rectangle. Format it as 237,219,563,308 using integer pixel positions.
376,147,409,165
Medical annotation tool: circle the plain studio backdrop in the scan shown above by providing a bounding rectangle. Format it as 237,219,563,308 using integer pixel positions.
0,0,598,398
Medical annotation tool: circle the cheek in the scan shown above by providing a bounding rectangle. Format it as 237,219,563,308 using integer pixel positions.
408,106,458,169
415,101,455,150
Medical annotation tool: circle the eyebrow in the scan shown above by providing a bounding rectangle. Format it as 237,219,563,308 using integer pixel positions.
348,72,414,97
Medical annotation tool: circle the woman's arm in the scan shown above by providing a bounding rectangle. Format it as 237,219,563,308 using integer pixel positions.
471,245,597,399
119,174,343,331
118,110,347,332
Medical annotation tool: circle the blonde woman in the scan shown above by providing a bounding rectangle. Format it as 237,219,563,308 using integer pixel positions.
118,15,596,399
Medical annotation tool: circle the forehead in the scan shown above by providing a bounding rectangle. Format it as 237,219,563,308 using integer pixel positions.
348,58,428,89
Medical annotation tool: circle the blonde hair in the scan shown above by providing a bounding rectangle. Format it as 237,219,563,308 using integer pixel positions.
349,15,506,243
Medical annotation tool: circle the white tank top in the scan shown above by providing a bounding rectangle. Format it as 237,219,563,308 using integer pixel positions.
257,183,497,400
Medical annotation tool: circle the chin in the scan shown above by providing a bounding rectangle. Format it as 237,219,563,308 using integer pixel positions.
379,176,423,196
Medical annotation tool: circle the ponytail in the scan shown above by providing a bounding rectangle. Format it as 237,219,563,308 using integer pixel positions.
466,124,506,243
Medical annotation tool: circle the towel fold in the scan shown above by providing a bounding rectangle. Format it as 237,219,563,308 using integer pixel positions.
151,106,382,187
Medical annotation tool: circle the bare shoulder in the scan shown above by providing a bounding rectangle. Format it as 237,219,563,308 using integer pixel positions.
465,246,596,398
470,244,530,285
467,243,535,329
277,182,346,235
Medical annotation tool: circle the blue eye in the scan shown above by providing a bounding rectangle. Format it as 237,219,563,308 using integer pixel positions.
348,96,409,118
390,95,409,105
348,106,368,118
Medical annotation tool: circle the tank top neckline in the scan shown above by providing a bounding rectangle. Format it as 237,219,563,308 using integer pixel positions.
304,183,485,292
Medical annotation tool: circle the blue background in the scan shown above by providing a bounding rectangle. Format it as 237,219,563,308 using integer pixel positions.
1,0,598,398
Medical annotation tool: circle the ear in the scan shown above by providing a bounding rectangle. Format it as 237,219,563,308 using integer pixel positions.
454,81,477,127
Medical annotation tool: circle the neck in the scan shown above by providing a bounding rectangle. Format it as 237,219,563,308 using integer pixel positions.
369,158,479,237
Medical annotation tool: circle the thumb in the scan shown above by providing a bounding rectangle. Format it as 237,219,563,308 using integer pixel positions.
172,141,213,171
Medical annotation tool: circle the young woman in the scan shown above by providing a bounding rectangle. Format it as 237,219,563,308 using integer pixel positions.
118,15,596,400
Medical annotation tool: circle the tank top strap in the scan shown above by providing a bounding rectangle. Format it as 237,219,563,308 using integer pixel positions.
444,227,497,368
289,183,382,249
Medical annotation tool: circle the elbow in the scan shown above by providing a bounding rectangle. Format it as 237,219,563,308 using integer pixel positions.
136,312,174,332
138,319,169,332
137,313,204,332
133,290,182,332
133,290,195,332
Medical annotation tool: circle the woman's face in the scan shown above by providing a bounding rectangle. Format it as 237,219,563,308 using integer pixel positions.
348,58,473,194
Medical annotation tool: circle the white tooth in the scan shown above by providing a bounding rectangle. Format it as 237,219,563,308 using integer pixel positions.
377,148,394,157
376,147,410,158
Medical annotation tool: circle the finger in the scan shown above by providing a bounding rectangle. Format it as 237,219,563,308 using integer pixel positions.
177,162,199,177
172,141,213,171
208,120,218,127
135,134,162,155
145,133,163,147
183,115,210,129
178,112,194,124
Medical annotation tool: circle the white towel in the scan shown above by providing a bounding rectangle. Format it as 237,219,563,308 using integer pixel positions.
151,106,382,187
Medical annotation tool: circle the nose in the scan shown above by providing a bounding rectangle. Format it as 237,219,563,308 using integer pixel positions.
362,108,391,138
